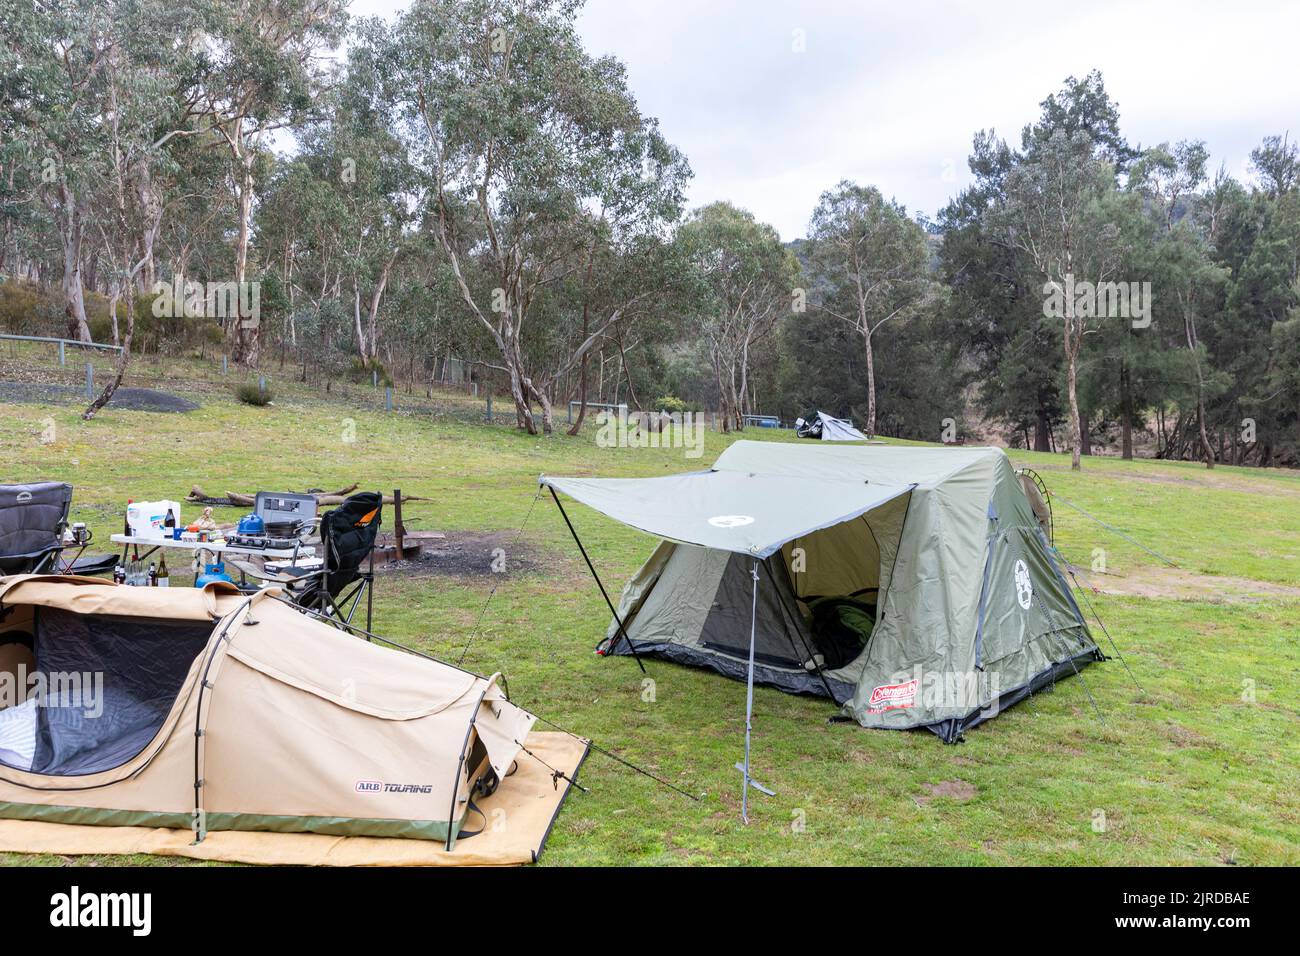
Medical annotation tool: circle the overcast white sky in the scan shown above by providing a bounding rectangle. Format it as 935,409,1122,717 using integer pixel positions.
350,0,1299,240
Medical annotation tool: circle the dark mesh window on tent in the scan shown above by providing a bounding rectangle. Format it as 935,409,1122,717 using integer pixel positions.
13,608,212,776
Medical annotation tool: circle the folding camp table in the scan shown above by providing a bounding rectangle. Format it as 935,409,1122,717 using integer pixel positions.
110,534,317,586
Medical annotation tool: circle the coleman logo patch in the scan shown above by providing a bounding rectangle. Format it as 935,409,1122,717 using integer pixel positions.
708,514,754,528
1014,559,1033,610
868,678,918,713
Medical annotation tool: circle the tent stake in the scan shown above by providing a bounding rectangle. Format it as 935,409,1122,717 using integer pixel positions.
547,486,646,673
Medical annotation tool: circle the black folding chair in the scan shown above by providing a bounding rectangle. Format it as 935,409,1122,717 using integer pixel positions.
0,482,118,578
235,491,383,632
0,482,72,575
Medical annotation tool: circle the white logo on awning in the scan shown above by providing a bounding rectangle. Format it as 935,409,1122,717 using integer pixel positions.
1014,559,1033,610
708,515,754,528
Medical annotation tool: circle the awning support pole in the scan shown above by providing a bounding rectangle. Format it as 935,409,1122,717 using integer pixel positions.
547,486,646,674
739,559,774,822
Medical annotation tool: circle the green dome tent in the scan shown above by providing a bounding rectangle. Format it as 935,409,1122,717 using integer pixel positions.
542,441,1101,749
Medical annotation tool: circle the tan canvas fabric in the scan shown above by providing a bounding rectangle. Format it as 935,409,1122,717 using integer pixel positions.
0,573,249,620
0,732,588,865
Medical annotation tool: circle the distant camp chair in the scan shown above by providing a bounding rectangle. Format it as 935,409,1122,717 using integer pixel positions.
0,482,118,578
233,491,383,633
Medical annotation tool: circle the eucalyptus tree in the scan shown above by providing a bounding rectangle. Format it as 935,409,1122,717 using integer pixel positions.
271,95,415,367
1250,135,1299,197
0,0,118,341
1128,141,1226,466
1213,141,1300,465
675,202,799,432
938,132,1064,451
81,0,195,417
805,181,930,436
373,0,689,434
183,0,349,367
988,75,1131,470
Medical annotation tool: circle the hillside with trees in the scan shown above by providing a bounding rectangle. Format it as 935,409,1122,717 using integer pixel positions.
1,0,1296,465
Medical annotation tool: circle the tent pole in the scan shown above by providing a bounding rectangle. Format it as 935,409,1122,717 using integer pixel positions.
547,486,646,674
734,561,774,818
743,561,758,822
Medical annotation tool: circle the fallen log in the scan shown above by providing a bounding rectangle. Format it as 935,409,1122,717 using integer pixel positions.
304,483,359,498
186,485,428,510
186,485,240,507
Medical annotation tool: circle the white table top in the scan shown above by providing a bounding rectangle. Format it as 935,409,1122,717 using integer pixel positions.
111,534,316,560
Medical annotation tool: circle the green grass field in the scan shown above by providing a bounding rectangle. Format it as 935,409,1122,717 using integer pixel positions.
2,347,1298,866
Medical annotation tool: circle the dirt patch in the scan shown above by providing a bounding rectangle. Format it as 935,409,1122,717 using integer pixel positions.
378,530,547,578
1086,565,1300,603
1108,468,1299,497
1024,458,1300,496
0,382,198,412
915,779,977,807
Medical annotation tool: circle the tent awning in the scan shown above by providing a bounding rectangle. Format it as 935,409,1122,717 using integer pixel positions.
540,471,913,558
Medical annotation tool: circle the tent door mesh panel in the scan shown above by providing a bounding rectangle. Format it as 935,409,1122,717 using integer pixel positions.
7,608,212,777
699,553,810,669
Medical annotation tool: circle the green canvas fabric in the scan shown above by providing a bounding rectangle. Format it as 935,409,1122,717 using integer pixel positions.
554,441,1098,738
0,800,461,842
541,469,913,557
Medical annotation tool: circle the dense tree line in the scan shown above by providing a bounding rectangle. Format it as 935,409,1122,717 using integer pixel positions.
1,1,1295,462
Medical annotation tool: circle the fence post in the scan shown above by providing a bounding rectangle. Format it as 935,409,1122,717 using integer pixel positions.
259,375,266,394
385,386,393,412
372,368,378,388
58,340,65,366
222,355,228,376
393,488,405,556
85,362,93,400
486,394,492,422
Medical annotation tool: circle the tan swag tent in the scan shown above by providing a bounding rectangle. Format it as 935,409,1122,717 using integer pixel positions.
0,575,587,865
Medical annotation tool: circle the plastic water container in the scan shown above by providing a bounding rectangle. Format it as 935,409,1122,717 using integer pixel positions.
126,500,182,537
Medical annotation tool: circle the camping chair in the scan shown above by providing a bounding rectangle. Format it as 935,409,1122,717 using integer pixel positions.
0,482,72,576
233,491,383,633
0,482,119,578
